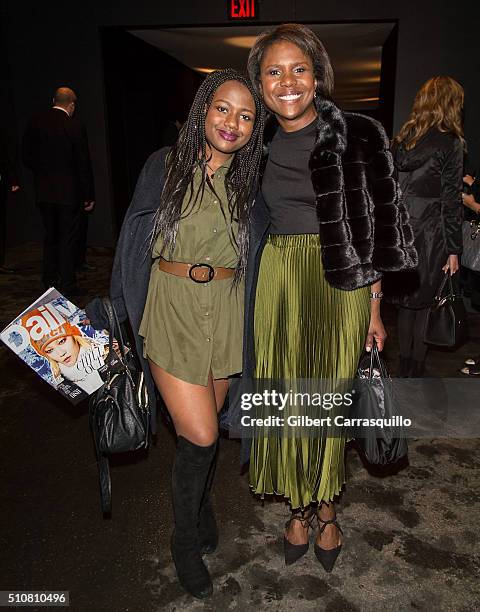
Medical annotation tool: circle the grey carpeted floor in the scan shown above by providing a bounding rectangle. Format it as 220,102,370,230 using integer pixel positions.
1,243,479,612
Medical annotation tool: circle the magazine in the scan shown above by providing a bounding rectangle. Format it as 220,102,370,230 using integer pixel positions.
0,288,122,405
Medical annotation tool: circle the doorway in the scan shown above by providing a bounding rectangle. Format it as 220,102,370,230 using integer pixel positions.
101,22,398,232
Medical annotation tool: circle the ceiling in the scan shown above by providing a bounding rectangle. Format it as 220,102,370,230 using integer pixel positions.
130,22,395,110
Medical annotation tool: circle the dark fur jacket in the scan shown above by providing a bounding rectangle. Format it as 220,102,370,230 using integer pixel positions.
309,98,418,289
241,101,418,380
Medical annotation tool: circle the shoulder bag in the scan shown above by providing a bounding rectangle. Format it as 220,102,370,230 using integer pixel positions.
89,298,150,514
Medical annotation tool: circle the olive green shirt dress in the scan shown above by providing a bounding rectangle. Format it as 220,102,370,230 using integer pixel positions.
138,159,244,386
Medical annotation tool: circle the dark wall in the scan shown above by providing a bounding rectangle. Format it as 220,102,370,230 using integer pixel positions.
3,0,479,247
102,29,203,232
0,19,20,177
377,24,398,137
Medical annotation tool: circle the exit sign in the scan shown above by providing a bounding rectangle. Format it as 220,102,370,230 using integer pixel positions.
228,0,258,20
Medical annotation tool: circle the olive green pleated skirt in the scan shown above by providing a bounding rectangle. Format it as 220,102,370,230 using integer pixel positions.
250,234,370,509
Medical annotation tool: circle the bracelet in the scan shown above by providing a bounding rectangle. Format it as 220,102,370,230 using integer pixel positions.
370,291,383,299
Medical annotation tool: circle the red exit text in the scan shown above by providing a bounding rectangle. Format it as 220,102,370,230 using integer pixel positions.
229,0,258,20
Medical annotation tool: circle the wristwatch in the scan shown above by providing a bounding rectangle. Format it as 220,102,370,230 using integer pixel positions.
370,291,383,299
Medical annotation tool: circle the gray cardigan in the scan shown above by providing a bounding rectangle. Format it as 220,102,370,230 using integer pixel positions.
86,148,168,433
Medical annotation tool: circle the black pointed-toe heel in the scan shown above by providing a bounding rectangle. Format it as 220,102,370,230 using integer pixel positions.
283,510,315,566
314,515,343,573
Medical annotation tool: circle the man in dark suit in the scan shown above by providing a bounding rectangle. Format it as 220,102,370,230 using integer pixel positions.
22,87,94,295
0,128,20,274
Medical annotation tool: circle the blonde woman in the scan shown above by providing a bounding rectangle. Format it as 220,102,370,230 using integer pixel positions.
24,314,106,393
391,76,465,377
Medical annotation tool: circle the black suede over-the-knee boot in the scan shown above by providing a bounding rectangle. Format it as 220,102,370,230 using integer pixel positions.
198,440,219,555
171,436,217,599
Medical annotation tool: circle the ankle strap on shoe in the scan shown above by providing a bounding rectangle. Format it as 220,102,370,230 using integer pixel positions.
317,515,343,535
286,510,315,529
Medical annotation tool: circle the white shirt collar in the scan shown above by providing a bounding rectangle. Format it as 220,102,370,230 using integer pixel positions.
53,106,70,116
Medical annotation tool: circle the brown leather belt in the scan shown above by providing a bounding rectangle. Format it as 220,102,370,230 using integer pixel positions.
158,257,235,283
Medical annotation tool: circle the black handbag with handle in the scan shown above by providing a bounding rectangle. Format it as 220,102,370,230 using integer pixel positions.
89,298,150,514
423,273,468,347
351,343,408,465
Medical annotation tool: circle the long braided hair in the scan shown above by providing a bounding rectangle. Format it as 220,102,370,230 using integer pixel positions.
150,69,265,282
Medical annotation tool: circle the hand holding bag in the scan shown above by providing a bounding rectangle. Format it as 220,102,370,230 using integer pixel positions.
89,298,150,514
351,343,408,465
423,273,468,347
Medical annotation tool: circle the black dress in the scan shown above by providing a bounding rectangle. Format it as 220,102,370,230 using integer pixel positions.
388,128,463,308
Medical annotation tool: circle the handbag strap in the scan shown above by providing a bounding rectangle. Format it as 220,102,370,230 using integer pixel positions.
102,297,128,367
438,273,461,301
97,451,112,514
435,273,450,300
448,273,463,298
89,398,112,514
368,341,389,379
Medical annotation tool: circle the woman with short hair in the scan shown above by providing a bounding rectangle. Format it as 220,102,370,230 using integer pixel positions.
243,23,416,571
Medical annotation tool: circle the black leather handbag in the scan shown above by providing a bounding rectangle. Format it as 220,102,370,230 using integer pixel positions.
423,273,468,347
351,343,408,465
89,298,149,514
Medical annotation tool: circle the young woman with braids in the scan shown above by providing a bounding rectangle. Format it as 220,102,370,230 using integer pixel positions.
242,24,416,572
86,69,265,598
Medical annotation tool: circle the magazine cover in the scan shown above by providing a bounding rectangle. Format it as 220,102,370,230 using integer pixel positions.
1,288,119,404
